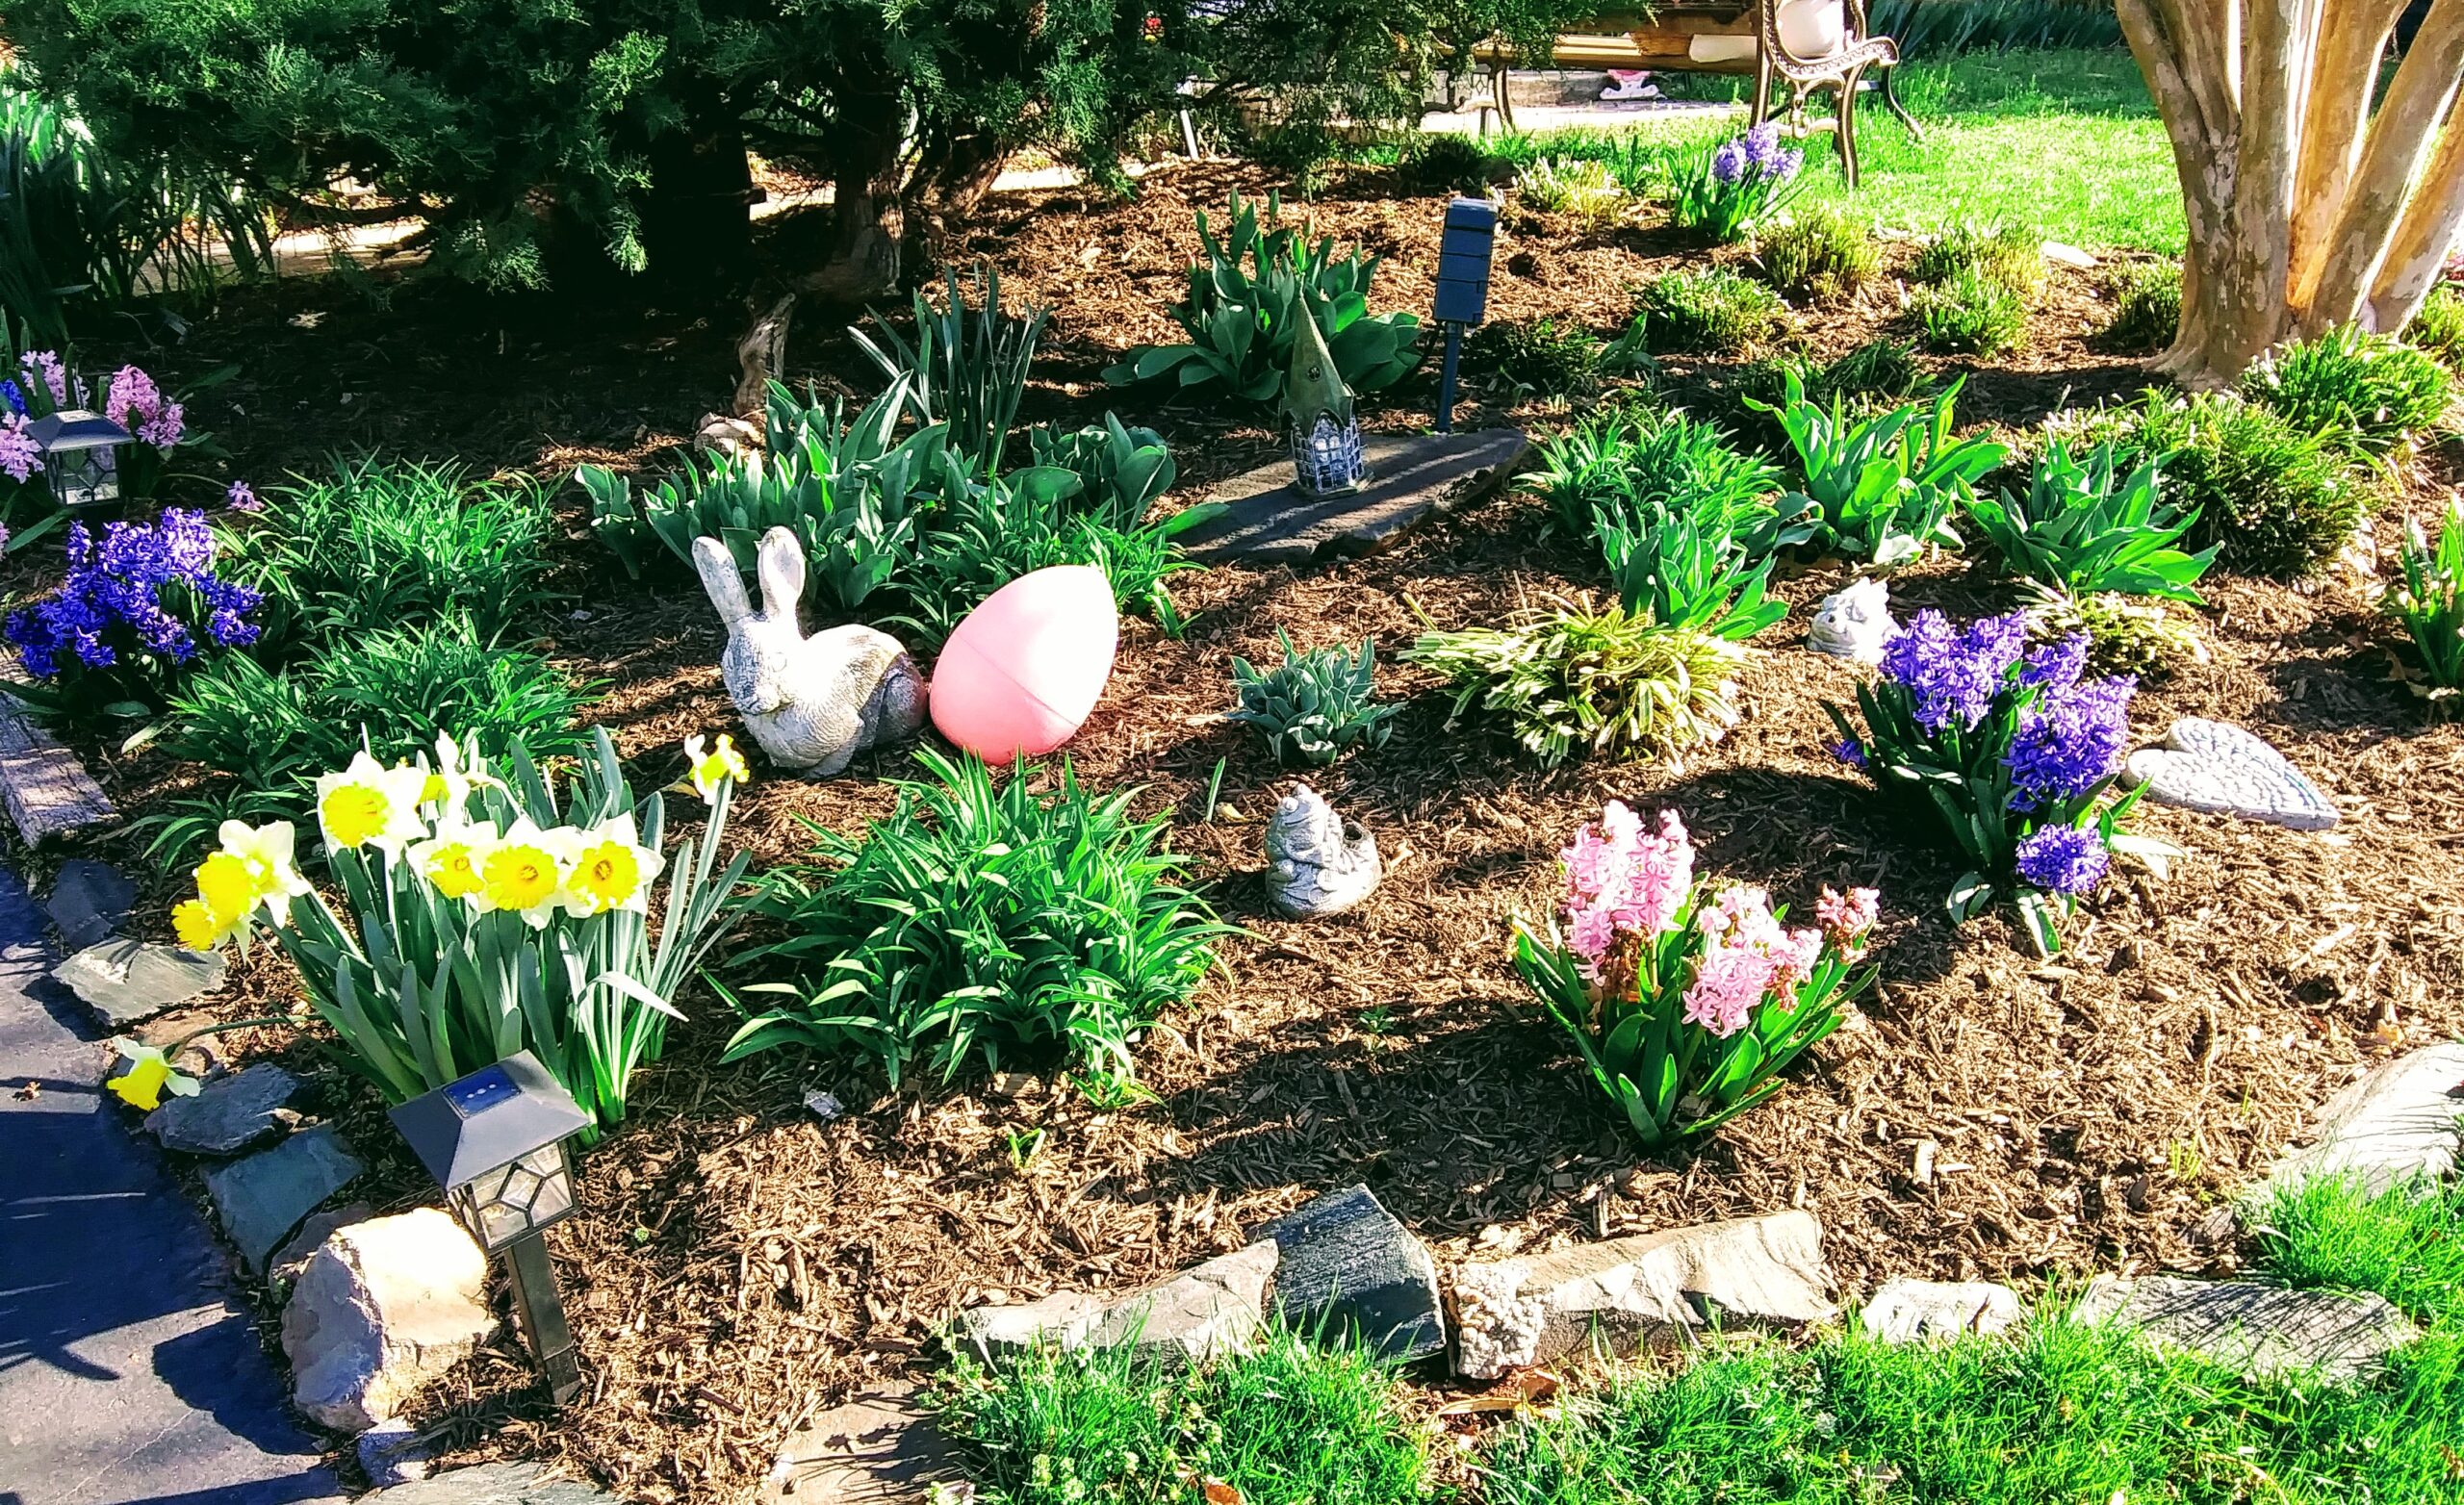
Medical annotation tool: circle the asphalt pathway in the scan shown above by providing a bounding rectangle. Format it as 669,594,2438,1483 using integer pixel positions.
0,865,343,1505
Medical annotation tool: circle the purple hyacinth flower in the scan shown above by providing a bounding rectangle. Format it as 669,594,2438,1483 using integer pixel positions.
1833,736,1867,769
2020,634,2089,694
225,480,262,513
1742,121,1781,170
2015,825,2111,896
2008,673,2136,809
1711,141,1747,185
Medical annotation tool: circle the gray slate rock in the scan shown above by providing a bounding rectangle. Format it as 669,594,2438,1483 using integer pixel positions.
358,1419,436,1488
361,1463,610,1503
954,1241,1278,1370
2123,718,2338,829
2071,1273,2418,1383
761,1386,968,1505
1861,1278,2024,1345
1179,428,1527,566
1255,1185,1446,1362
46,857,134,949
2253,1044,2464,1207
144,1061,304,1155
1451,1212,1836,1379
53,935,226,1028
203,1124,366,1274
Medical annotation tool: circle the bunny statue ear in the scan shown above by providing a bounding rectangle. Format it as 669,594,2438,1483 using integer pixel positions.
693,536,756,625
757,525,808,619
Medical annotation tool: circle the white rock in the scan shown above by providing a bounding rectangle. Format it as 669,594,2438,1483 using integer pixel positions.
1861,1278,2024,1344
2122,718,2338,829
2040,240,2099,268
2253,1044,2464,1206
281,1208,494,1432
1807,578,1896,666
1264,784,1381,918
1450,1212,1836,1380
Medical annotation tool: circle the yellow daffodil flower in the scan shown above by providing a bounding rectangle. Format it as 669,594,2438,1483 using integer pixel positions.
556,813,665,917
476,819,568,928
170,898,240,953
681,732,751,805
418,731,501,826
216,819,312,925
105,1038,200,1111
315,752,429,856
194,852,257,925
408,819,500,901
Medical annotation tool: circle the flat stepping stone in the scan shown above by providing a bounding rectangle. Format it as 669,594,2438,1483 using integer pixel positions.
954,1240,1277,1370
361,1463,610,1502
762,1387,964,1505
146,1061,305,1156
202,1123,366,1274
1176,427,1527,567
0,687,116,844
1253,1184,1446,1362
1452,1212,1835,1379
1861,1277,2024,1344
2071,1273,2417,1384
45,856,134,950
2251,1044,2464,1208
2122,718,2338,829
53,936,226,1028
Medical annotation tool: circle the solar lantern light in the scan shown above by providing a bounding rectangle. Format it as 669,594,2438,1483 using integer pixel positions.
1284,297,1371,495
1430,196,1498,434
390,1051,591,1404
26,410,132,510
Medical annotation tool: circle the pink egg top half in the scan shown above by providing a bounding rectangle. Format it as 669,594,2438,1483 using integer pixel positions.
929,565,1119,764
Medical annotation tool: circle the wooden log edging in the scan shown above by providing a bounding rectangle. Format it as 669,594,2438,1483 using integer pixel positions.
0,662,116,846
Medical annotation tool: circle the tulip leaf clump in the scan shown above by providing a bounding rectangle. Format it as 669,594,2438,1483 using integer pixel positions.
1104,191,1424,406
1965,440,2219,602
1514,802,1880,1147
1752,371,2005,568
1228,629,1399,767
2383,499,2464,698
728,750,1232,1093
1828,610,2171,956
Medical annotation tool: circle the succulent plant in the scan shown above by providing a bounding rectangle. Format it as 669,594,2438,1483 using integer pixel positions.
1227,629,1397,767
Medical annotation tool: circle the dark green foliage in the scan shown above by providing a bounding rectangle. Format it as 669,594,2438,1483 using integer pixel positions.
1866,0,2125,53
1732,339,1933,432
1105,191,1424,404
1910,264,2028,355
1228,629,1397,766
1022,415,1179,533
934,1326,1429,1505
2406,284,2464,374
1965,440,2217,601
1911,220,2043,295
1635,268,1789,354
145,619,594,865
727,749,1231,1089
2384,500,2464,693
0,80,270,344
2058,392,2366,578
853,267,1046,477
1401,131,1502,194
1754,204,1881,302
1596,510,1786,639
222,457,554,658
2094,262,2182,353
1469,317,1608,400
2243,324,2455,458
1753,371,2005,566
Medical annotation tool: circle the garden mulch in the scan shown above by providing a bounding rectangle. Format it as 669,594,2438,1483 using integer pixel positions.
27,161,2464,1502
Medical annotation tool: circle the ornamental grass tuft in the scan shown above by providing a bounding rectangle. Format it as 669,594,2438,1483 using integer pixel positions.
2243,323,2454,459
1634,268,1790,354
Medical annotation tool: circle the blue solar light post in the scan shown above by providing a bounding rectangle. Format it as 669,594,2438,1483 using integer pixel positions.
1432,197,1498,434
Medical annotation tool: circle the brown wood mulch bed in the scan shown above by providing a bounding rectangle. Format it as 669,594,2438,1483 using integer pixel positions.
25,161,2463,1502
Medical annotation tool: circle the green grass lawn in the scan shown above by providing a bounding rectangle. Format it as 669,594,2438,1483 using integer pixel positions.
1484,48,2186,254
934,1174,2464,1504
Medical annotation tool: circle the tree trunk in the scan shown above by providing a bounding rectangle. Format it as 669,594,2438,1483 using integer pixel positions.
906,129,1014,269
640,120,756,285
2119,0,2464,387
799,82,907,301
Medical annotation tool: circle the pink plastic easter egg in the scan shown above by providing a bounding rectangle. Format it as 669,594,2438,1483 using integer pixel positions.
930,565,1118,765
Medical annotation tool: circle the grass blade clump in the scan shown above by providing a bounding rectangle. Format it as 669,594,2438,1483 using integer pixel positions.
2242,323,2454,459
1965,439,2218,601
729,749,1232,1091
2383,497,2464,697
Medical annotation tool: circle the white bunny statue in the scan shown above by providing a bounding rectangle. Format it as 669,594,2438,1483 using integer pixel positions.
693,525,928,778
